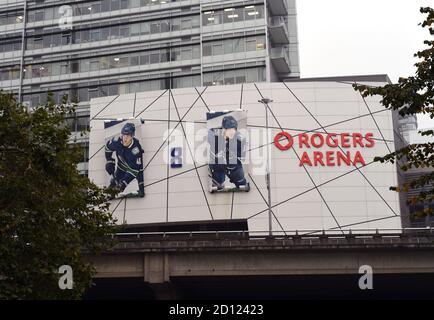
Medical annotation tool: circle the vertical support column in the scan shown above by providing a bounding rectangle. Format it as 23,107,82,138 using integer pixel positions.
18,0,27,107
264,0,271,82
144,253,170,283
199,2,204,86
144,253,177,300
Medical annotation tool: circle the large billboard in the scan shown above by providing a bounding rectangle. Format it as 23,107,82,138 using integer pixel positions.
88,81,404,234
206,110,250,193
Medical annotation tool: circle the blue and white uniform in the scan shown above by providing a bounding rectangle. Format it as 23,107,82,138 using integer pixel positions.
208,129,247,188
105,136,144,194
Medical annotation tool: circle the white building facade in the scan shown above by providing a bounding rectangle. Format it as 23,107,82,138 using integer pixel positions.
89,78,407,234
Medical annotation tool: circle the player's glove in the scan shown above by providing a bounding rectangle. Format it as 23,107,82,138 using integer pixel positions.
106,161,115,175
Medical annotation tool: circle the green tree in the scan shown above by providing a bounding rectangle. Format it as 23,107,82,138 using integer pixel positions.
0,91,117,299
354,7,434,218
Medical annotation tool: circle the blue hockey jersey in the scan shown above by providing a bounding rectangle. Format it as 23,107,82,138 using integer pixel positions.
105,136,144,187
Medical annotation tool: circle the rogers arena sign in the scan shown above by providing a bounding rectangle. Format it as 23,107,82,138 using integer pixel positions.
273,132,375,167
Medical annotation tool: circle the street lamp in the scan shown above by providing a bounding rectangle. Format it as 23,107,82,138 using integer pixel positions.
258,98,273,237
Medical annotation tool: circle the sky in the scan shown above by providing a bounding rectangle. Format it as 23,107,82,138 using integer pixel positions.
296,0,434,129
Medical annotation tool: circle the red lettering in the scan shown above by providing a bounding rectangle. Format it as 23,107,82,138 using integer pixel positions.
337,151,352,166
275,132,372,168
299,133,310,148
311,133,325,148
341,133,351,148
274,132,293,150
299,152,312,166
365,133,375,148
326,151,335,166
353,151,366,166
313,152,325,166
326,133,339,148
353,133,364,147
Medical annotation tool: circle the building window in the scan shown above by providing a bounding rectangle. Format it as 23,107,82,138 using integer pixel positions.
171,48,181,61
101,0,111,12
161,19,170,33
204,67,266,86
203,5,264,26
150,21,160,34
120,0,129,10
131,56,139,66
101,27,110,40
90,30,101,42
120,25,130,37
203,43,212,56
150,52,160,64
110,26,120,39
180,47,192,60
61,32,72,45
110,0,120,11
21,45,201,80
212,42,223,55
33,37,43,50
224,39,233,55
140,53,150,65
233,37,245,53
88,87,99,100
89,60,99,72
171,18,180,31
181,17,192,30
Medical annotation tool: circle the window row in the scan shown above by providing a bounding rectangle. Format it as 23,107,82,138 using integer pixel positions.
203,67,266,86
18,66,263,108
0,11,23,26
65,115,90,132
202,35,266,56
25,15,200,50
27,0,181,23
0,39,22,53
20,45,200,79
0,65,20,81
202,5,264,26
22,74,201,107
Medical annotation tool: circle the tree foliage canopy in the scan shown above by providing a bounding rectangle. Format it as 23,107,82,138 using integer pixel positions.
0,92,117,299
354,7,434,217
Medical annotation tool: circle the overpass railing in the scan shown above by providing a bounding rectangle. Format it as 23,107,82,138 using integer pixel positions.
112,227,434,241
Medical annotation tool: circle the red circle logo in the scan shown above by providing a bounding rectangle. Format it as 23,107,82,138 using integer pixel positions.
274,132,293,150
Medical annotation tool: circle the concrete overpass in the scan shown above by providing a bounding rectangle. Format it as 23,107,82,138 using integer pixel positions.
85,229,434,299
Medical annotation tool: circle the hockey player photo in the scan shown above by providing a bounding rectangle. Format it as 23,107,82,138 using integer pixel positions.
207,110,250,193
104,121,145,198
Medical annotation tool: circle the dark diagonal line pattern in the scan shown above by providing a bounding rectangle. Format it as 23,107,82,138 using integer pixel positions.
143,87,208,171
248,173,287,236
247,123,394,143
170,89,214,220
195,87,211,112
283,82,398,217
247,160,376,220
90,95,120,121
359,94,393,154
246,109,392,154
253,83,343,232
91,82,401,233
134,89,168,119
